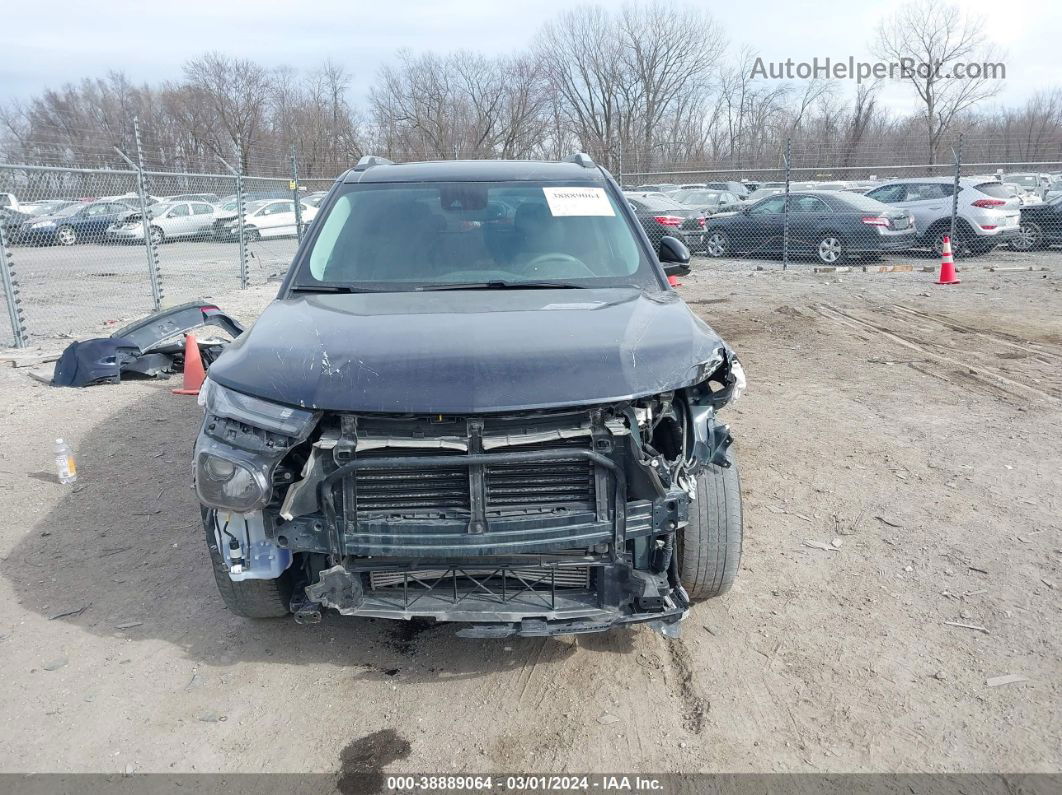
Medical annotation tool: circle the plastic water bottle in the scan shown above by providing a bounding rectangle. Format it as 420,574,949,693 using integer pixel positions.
54,438,77,485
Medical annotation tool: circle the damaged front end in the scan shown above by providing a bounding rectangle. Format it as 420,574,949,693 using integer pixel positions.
194,349,744,638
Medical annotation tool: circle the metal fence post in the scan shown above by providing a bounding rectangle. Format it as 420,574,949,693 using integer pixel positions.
114,118,163,311
218,150,249,289
782,137,792,271
0,224,28,348
291,144,304,241
950,133,963,251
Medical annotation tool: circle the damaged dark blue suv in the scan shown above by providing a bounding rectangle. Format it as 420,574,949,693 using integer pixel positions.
194,154,745,638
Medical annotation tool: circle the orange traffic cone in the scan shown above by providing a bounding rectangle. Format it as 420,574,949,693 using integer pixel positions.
936,236,960,285
667,274,682,287
172,333,206,395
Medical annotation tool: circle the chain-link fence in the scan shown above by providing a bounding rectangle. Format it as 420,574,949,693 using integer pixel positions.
0,159,334,347
2,135,1060,347
621,135,1062,272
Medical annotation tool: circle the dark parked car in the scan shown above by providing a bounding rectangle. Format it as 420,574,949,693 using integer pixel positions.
1009,194,1062,251
703,191,916,264
625,192,706,251
15,200,134,245
194,154,746,637
672,189,742,215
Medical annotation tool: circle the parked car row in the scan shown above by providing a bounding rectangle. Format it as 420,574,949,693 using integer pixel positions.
624,174,1030,262
2,194,319,246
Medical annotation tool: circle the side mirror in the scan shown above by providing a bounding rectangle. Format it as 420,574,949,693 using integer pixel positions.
659,235,690,277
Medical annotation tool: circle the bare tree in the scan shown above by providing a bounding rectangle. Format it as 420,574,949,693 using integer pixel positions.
875,0,1003,163
183,53,271,171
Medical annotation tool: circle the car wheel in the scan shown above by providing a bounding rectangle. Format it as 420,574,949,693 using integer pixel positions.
678,450,742,602
928,224,968,256
244,227,261,243
704,230,729,258
816,234,845,265
202,509,293,618
149,226,164,246
1010,221,1043,252
56,226,77,246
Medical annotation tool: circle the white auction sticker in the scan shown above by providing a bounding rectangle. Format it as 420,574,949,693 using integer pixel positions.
542,187,615,217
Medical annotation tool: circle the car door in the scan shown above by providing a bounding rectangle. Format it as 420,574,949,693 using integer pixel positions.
189,203,216,238
76,202,120,241
742,195,787,253
787,195,833,251
164,203,197,237
256,201,295,237
886,183,948,235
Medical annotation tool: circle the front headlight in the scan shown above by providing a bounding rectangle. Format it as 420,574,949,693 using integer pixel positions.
196,450,267,512
193,380,320,512
199,378,318,437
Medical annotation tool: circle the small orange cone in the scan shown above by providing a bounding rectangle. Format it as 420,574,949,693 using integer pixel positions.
172,333,206,395
936,236,960,285
667,274,682,287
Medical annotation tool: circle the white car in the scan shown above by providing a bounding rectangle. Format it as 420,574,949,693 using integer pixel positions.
107,201,217,244
218,199,318,241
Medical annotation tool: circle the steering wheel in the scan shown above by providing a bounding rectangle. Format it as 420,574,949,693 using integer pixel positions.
521,253,595,279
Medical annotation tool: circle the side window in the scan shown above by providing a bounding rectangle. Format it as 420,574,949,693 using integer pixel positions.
791,196,831,213
192,203,213,215
84,204,106,216
904,183,946,201
867,185,906,203
749,196,786,215
168,204,191,217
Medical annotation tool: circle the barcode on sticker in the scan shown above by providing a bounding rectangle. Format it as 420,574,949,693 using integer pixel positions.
542,187,615,217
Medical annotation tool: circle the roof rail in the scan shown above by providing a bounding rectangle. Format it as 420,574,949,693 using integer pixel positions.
353,155,395,172
565,152,596,169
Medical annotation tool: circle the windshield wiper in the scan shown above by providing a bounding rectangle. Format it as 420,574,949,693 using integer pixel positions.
289,284,381,294
414,280,588,292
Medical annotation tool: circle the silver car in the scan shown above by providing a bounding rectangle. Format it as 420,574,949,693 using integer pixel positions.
865,177,1021,254
107,201,217,244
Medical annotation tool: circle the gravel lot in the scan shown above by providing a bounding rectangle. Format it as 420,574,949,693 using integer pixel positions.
0,256,1059,781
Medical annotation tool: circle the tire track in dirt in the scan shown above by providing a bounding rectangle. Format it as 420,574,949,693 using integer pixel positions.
890,304,1062,362
662,637,708,734
815,303,1062,403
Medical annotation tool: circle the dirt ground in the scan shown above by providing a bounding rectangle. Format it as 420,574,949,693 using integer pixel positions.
0,258,1059,779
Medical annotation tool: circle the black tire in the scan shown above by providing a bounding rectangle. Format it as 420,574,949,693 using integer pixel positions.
202,510,293,618
149,226,164,246
244,226,261,243
926,221,970,256
678,451,743,601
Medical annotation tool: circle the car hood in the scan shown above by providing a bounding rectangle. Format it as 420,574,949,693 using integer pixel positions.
208,288,728,413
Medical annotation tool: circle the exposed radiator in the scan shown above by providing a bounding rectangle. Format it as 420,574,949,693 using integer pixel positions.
351,438,595,516
368,566,591,591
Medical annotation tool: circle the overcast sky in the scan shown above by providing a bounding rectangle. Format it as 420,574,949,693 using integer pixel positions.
1,0,1056,115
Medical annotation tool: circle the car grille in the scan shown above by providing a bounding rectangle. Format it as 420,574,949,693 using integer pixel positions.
352,438,596,517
